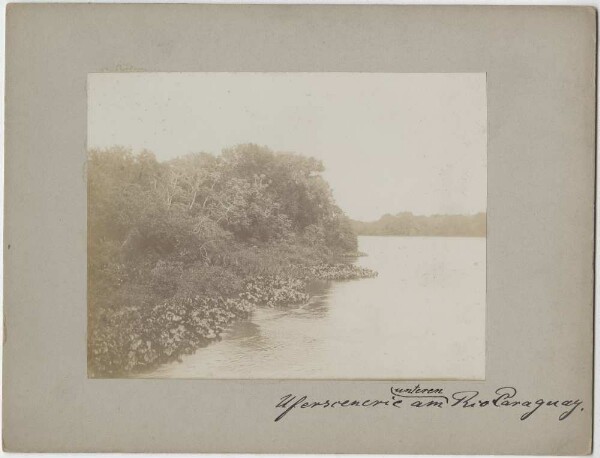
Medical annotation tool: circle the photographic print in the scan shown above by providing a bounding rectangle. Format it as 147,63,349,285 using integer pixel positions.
87,73,487,379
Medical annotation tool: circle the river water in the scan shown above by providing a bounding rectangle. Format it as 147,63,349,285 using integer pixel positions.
146,236,486,379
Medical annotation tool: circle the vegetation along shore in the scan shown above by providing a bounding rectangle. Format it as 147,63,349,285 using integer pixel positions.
88,144,377,377
351,212,486,237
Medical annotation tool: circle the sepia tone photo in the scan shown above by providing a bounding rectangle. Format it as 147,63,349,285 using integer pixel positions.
87,72,487,379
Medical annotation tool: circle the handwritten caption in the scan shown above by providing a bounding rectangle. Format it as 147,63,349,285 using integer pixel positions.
274,385,584,422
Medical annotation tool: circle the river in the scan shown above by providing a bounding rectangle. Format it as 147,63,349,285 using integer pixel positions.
145,236,486,379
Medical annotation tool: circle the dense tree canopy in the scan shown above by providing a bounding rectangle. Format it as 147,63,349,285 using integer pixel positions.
88,144,363,376
89,144,356,266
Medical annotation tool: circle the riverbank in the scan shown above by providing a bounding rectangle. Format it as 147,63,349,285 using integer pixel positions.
88,145,376,377
142,236,486,380
89,261,377,377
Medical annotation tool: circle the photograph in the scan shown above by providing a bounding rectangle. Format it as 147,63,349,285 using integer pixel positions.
87,72,487,379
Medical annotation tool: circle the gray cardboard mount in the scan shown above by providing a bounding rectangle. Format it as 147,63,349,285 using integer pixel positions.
3,4,596,454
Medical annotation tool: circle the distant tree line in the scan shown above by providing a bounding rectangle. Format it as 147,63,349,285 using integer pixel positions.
351,212,486,237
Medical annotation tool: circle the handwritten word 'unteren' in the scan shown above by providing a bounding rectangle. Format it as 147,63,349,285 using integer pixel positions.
273,385,584,422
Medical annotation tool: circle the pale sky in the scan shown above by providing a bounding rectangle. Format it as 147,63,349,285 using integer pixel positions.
88,73,487,221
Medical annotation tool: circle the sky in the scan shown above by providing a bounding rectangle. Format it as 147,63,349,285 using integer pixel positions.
88,73,487,222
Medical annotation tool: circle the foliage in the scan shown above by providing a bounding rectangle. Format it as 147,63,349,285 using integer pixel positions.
351,212,487,237
240,276,310,307
90,296,253,376
303,263,378,281
88,144,367,376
